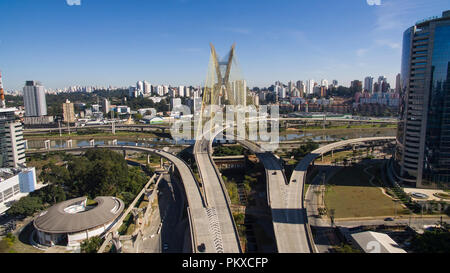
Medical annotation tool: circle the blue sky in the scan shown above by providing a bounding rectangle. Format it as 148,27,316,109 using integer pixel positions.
0,0,448,90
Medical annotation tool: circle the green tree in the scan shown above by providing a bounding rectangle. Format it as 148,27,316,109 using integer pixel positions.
410,229,450,253
7,196,44,217
80,236,103,253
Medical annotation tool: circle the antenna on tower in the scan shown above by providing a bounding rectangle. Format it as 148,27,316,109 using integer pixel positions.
0,70,6,108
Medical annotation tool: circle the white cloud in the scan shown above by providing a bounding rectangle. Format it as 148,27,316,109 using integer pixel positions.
376,39,401,49
356,48,369,57
66,0,81,6
222,27,251,34
366,0,382,6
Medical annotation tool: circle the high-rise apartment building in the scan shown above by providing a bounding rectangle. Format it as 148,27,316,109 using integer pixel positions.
395,73,401,93
101,98,110,114
351,80,362,92
136,81,144,91
23,81,47,117
143,81,152,94
306,79,315,95
0,108,26,168
394,10,450,188
364,76,374,93
62,99,76,123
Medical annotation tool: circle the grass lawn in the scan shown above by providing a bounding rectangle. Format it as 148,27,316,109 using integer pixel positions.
325,166,408,219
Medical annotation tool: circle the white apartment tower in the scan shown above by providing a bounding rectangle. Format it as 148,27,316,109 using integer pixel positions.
0,108,26,168
23,81,47,117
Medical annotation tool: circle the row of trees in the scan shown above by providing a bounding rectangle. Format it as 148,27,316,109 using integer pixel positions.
213,145,245,157
287,141,320,161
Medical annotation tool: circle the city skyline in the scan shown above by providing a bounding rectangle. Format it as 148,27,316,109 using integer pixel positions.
0,0,449,90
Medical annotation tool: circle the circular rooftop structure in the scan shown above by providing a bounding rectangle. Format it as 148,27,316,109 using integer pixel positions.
411,192,429,199
34,196,124,234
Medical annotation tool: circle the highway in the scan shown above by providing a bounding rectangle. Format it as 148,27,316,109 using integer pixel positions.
23,116,397,134
194,132,242,253
27,145,216,253
289,136,397,252
237,139,311,253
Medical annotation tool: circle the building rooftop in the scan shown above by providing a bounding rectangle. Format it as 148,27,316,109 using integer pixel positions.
416,10,450,26
34,196,124,234
0,107,17,113
350,231,406,253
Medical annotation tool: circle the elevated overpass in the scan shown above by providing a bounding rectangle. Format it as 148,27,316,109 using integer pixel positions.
27,145,217,253
236,139,312,253
23,117,397,135
194,133,242,253
24,124,169,134
289,136,397,252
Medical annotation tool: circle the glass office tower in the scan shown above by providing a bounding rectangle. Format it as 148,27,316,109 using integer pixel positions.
395,10,450,189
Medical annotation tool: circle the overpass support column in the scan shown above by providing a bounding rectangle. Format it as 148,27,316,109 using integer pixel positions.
89,139,95,147
321,154,324,162
331,149,334,158
66,139,73,148
123,149,127,158
112,139,117,146
44,140,51,150
147,154,151,165
160,157,164,168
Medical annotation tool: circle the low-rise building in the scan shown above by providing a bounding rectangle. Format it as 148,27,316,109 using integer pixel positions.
34,196,124,247
0,167,37,214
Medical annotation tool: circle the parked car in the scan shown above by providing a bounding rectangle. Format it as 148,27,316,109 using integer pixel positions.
384,217,394,221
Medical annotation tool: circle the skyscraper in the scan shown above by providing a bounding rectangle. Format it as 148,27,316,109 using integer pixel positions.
101,98,110,114
350,80,362,92
306,79,315,95
136,81,144,91
62,99,76,123
395,73,401,93
23,81,47,117
364,76,374,93
394,10,450,188
143,81,152,94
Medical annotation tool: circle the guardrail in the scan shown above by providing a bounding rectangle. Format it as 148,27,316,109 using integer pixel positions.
97,173,158,253
186,207,198,253
206,139,243,253
301,171,319,254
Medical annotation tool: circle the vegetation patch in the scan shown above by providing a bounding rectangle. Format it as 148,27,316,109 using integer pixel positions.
325,165,409,218
7,149,150,218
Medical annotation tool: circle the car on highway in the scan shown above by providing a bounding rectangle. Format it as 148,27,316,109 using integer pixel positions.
384,217,394,221
272,172,277,175
292,179,297,183
198,243,206,253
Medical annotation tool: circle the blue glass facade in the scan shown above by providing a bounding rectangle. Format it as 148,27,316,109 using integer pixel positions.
395,11,450,188
424,25,450,184
18,168,36,193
